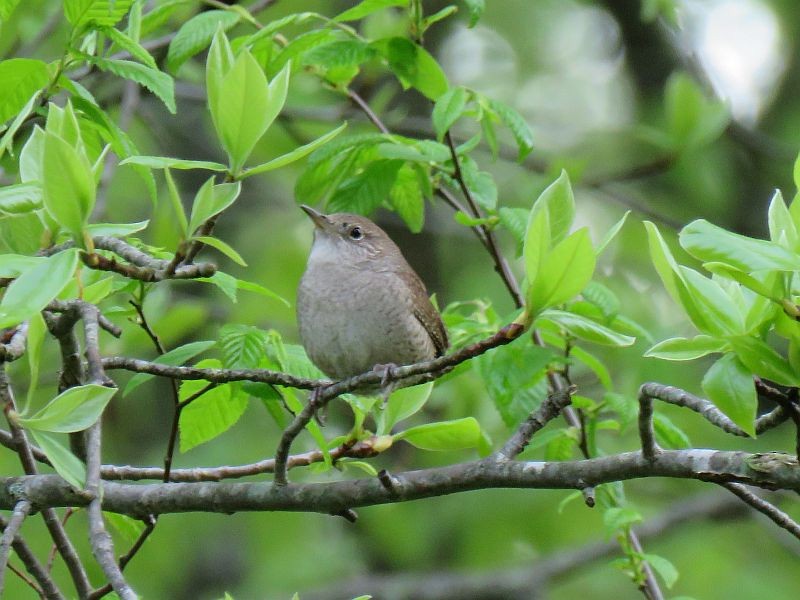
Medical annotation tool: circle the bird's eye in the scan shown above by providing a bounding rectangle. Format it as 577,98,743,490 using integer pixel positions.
349,226,363,240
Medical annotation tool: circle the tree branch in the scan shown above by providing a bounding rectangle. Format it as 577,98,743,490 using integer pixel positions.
0,499,32,595
1,450,798,516
721,482,800,541
0,513,64,600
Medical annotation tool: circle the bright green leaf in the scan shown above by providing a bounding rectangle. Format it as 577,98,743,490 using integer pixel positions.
539,310,635,346
19,384,116,432
334,0,406,21
680,219,800,272
377,382,434,435
167,10,240,72
188,179,241,234
120,155,227,171
179,359,248,452
529,228,596,313
730,336,799,386
0,249,78,329
192,235,247,266
28,430,85,489
0,59,49,123
432,86,467,141
394,417,481,451
645,335,728,360
702,353,756,436
42,132,96,239
240,123,347,178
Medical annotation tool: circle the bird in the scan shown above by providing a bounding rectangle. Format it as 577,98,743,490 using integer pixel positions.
296,205,448,381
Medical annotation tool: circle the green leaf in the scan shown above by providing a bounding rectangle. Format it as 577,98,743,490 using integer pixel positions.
198,271,237,303
487,98,534,161
645,221,712,332
0,59,49,123
192,235,246,266
240,123,347,178
498,206,528,255
334,0,406,22
0,249,78,329
28,430,85,489
394,417,481,451
730,336,798,386
87,56,176,113
0,89,42,160
167,10,240,72
213,52,290,173
679,266,744,335
539,310,635,346
120,155,227,171
679,219,800,272
665,72,729,149
390,163,426,233
642,554,679,589
534,171,575,244
0,183,42,214
179,359,248,452
328,159,403,214
42,132,96,239
461,160,497,210
768,189,798,250
24,312,46,409
86,220,149,237
702,353,756,436
477,341,552,427
123,340,215,397
653,412,691,449
235,277,289,306
596,211,630,255
163,168,189,236
187,179,241,234
377,382,434,435
603,506,642,535
645,335,728,360
0,0,21,22
529,229,596,313
523,203,550,289
703,262,782,302
462,0,485,27
432,86,468,141
303,39,373,70
102,26,157,69
581,281,620,320
65,0,133,27
374,37,448,100
19,384,116,432
219,324,267,368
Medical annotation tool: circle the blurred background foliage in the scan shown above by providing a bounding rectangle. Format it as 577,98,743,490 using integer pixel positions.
2,0,800,598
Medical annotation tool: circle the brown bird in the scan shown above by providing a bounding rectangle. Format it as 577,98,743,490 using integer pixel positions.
297,205,448,380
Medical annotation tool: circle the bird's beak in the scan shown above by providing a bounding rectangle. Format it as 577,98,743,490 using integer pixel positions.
300,205,330,230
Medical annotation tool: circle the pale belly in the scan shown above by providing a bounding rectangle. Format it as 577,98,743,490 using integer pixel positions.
297,266,435,379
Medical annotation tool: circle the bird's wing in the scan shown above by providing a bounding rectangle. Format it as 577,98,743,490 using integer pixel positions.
397,270,449,357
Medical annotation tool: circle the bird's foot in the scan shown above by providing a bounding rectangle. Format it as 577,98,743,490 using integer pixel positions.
372,363,399,406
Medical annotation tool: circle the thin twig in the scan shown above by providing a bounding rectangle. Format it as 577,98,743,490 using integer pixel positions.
85,421,137,600
0,499,32,594
0,368,92,598
0,514,64,600
722,482,800,541
497,389,575,459
100,439,379,481
273,321,527,484
164,382,216,482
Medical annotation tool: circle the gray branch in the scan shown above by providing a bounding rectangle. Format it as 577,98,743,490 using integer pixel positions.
0,499,32,595
722,482,800,541
0,450,797,516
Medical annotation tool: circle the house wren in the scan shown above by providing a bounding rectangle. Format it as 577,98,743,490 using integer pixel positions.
297,205,448,380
